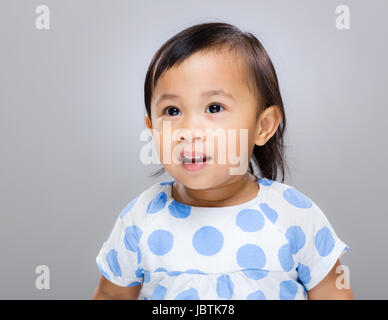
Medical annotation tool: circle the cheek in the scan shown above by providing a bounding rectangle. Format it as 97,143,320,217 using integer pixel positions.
150,129,166,162
223,121,256,156
154,133,169,163
153,131,181,165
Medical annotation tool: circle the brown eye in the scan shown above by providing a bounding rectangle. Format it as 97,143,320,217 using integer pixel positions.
206,104,225,114
164,106,181,116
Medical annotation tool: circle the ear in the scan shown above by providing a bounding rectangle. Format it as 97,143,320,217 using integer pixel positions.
254,105,282,146
144,115,152,130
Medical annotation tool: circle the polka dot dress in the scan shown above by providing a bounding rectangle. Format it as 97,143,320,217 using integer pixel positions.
96,178,350,300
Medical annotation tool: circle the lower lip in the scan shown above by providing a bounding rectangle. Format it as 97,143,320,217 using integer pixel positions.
181,158,209,172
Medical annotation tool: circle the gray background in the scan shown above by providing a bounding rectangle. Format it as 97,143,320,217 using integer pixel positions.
0,0,387,299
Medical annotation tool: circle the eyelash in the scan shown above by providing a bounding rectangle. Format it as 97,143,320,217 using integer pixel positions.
162,103,226,116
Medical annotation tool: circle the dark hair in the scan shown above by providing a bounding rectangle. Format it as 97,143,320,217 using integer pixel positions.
144,22,289,182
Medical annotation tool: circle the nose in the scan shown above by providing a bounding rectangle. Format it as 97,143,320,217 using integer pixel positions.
178,128,206,143
176,114,207,143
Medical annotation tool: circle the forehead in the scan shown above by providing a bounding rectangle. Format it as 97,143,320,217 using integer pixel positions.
152,49,250,101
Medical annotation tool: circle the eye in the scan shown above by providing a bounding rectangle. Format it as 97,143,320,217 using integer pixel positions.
163,106,181,116
205,103,225,114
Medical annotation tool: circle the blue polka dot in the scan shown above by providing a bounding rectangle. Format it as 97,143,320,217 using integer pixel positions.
175,288,200,300
151,285,167,299
144,269,151,283
97,262,111,281
216,274,234,299
148,229,174,255
278,243,294,271
242,269,268,280
185,269,207,275
286,226,306,254
128,281,142,287
119,196,139,219
106,249,121,277
167,270,183,276
259,203,278,224
135,267,144,278
236,244,266,269
279,280,298,300
258,178,274,186
192,226,224,256
154,267,168,273
124,225,143,252
296,262,311,286
315,226,335,256
136,247,142,264
168,200,191,218
236,209,264,232
247,290,266,300
160,180,174,185
147,192,167,214
283,188,312,208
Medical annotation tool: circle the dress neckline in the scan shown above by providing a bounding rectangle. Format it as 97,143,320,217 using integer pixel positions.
165,179,264,212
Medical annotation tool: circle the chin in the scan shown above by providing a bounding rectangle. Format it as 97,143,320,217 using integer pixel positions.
167,165,232,189
174,175,214,190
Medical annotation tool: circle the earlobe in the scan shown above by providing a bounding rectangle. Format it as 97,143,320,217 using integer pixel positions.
145,115,152,130
254,124,266,146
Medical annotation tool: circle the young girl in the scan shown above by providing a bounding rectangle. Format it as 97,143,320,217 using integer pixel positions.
92,22,353,300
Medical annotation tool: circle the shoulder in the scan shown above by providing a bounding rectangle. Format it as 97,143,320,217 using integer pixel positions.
259,178,315,210
118,180,173,225
258,178,328,232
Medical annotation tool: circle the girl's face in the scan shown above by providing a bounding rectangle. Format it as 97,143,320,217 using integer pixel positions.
146,49,264,190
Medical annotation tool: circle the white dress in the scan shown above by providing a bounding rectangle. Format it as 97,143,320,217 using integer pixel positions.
96,178,350,300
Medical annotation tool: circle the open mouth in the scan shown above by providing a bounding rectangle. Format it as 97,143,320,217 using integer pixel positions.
181,156,210,163
179,150,212,164
180,155,211,164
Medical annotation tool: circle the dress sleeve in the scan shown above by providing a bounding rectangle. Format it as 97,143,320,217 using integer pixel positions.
295,203,350,291
95,199,144,287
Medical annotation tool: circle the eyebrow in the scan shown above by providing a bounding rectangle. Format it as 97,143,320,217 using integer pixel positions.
155,89,235,106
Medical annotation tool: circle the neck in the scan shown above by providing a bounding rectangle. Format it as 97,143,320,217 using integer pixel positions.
172,172,259,207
